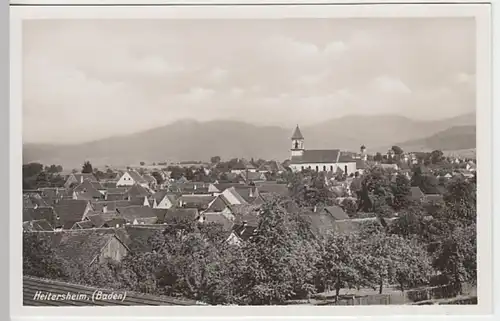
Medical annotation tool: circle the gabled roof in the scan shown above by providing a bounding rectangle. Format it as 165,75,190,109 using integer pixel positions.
23,206,57,224
223,187,249,205
106,193,126,201
142,174,156,184
23,219,53,232
232,186,258,203
86,213,124,228
178,195,216,210
291,125,304,140
53,200,90,229
116,206,156,222
122,225,165,253
290,149,341,164
126,184,150,199
409,186,425,201
92,200,131,212
125,170,148,184
152,208,169,223
102,181,118,189
164,208,199,222
241,171,266,182
204,195,231,213
42,229,124,265
71,220,95,229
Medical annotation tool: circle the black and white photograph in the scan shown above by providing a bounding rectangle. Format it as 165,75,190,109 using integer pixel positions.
11,2,492,316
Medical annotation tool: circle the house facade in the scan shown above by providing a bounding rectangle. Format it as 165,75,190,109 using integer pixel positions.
288,125,357,175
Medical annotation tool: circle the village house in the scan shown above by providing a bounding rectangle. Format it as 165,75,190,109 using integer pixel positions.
64,173,98,189
116,170,149,188
288,125,357,175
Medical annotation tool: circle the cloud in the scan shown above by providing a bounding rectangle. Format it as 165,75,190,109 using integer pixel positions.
370,76,412,94
179,87,216,103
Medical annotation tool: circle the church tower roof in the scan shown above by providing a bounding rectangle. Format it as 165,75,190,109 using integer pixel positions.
291,125,304,140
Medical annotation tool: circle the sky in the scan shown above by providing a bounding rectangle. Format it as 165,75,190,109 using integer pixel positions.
23,18,476,144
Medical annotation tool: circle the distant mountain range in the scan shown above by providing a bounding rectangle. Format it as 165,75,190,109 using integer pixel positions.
23,112,476,169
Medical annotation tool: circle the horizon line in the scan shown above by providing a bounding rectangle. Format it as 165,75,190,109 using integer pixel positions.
23,110,476,146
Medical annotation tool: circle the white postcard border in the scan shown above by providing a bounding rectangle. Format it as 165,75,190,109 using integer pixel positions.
9,3,494,320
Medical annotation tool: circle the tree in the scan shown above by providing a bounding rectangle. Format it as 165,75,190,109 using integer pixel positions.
151,171,164,185
23,233,69,280
391,146,404,156
358,167,394,215
82,161,93,174
140,161,145,166
390,174,411,211
239,196,320,304
429,150,445,164
374,152,383,162
23,163,44,179
210,156,221,164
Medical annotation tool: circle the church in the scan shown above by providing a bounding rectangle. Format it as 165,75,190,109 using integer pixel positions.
288,125,358,175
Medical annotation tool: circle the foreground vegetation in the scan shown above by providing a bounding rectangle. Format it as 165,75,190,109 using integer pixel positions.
23,166,476,305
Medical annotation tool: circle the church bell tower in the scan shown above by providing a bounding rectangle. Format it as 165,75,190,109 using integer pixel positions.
291,125,305,157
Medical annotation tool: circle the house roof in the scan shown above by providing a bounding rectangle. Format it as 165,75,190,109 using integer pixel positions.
256,183,289,196
179,195,216,210
126,184,151,198
241,171,266,182
204,195,231,212
70,173,97,184
23,207,57,225
86,213,124,228
152,208,169,223
355,159,367,170
223,187,249,205
291,125,304,140
23,276,200,306
23,219,54,232
126,170,148,184
106,193,126,201
142,174,156,184
290,149,341,164
232,186,258,203
116,206,156,222
164,208,199,222
53,200,90,229
122,225,165,253
202,214,234,231
102,181,118,189
230,204,260,226
409,186,425,201
322,206,350,220
232,223,257,240
133,217,158,225
46,229,122,265
71,220,95,229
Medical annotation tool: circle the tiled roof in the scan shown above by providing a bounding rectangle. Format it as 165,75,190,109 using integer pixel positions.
71,220,95,229
142,174,156,183
223,187,249,205
126,184,151,198
23,219,54,232
126,170,148,184
106,193,126,201
355,159,367,169
241,171,266,182
71,173,98,183
42,229,123,265
291,125,304,140
202,214,234,231
256,183,289,196
230,204,260,226
152,190,170,203
322,206,350,220
86,213,124,228
164,208,199,222
152,208,169,223
92,200,131,212
23,207,58,226
290,149,341,164
123,225,165,253
133,217,158,225
23,276,200,306
213,183,247,192
338,153,356,162
232,224,257,240
232,186,258,203
204,195,230,213
106,187,128,194
116,206,156,222
179,195,216,210
409,186,425,201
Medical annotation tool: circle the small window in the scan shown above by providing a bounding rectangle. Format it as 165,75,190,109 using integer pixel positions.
323,166,326,171
315,166,319,171
301,166,304,171
330,166,333,171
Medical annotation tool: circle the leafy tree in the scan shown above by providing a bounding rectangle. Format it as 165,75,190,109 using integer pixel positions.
81,161,93,174
210,156,221,164
340,198,358,216
239,196,320,304
23,233,69,280
391,146,404,156
429,150,445,164
433,224,476,294
411,166,440,194
140,161,145,166
374,152,383,162
358,167,394,214
23,162,44,178
390,174,411,211
151,171,164,185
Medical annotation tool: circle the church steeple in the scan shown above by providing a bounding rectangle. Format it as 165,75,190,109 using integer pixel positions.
291,125,305,157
